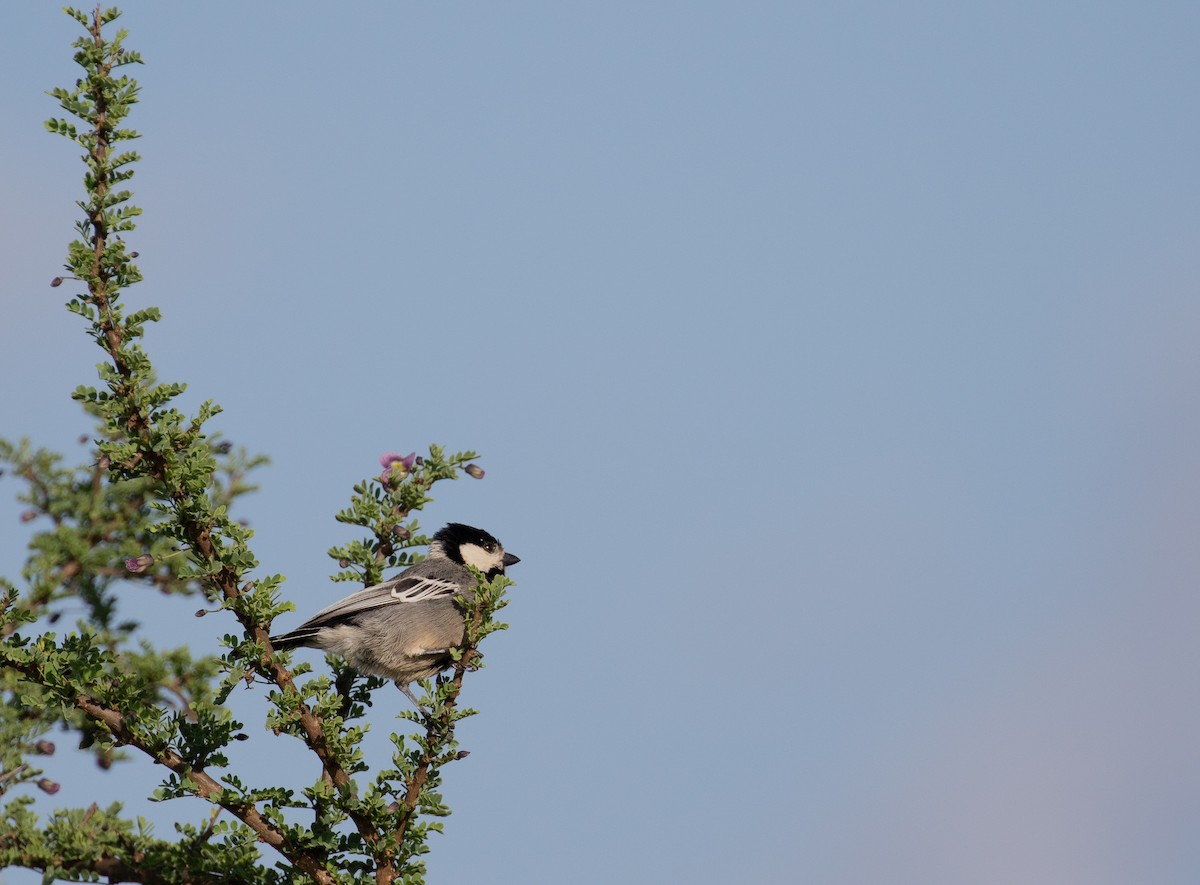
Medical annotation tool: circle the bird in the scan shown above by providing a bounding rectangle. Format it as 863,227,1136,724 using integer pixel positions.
270,522,520,706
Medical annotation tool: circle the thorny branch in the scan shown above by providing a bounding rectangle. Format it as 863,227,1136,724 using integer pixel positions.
2,8,512,883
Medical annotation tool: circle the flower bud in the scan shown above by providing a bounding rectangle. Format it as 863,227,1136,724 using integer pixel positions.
464,464,485,479
392,525,411,540
125,554,154,573
129,251,139,258
20,510,37,523
339,558,350,569
37,778,61,795
33,740,56,756
50,277,64,287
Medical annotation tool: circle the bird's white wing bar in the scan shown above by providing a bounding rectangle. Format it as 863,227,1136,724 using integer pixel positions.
387,575,463,603
299,574,462,627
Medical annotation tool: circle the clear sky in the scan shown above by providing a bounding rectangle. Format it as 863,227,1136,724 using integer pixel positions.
2,3,1199,883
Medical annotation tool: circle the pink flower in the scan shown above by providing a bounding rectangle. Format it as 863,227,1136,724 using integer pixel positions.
124,554,154,573
379,452,417,490
464,464,485,479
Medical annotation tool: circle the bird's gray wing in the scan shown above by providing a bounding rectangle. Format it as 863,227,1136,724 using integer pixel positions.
299,572,464,628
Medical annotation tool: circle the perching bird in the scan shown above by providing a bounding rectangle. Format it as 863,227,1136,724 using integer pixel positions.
270,522,519,706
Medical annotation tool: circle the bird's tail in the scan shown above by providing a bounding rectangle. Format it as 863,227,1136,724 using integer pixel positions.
269,629,322,650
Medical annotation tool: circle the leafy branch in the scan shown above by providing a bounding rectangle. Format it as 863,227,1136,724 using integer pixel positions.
1,7,517,884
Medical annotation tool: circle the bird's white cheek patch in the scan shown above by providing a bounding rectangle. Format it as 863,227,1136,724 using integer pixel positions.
459,543,499,572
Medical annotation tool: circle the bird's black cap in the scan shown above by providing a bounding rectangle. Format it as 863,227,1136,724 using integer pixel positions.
434,523,502,553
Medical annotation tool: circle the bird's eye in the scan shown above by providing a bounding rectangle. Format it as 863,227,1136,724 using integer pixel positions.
485,543,495,552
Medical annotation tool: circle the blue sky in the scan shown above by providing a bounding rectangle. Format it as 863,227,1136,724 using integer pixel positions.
2,2,1199,883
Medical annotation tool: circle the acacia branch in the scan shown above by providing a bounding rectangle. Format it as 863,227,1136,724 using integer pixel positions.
84,11,126,366
1,803,235,885
0,844,217,885
3,653,335,884
7,11,514,883
257,639,383,855
66,8,380,869
391,599,488,856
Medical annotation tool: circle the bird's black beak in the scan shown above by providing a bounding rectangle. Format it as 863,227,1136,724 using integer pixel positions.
503,552,520,568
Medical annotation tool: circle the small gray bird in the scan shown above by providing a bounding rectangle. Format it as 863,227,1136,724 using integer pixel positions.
270,523,519,706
